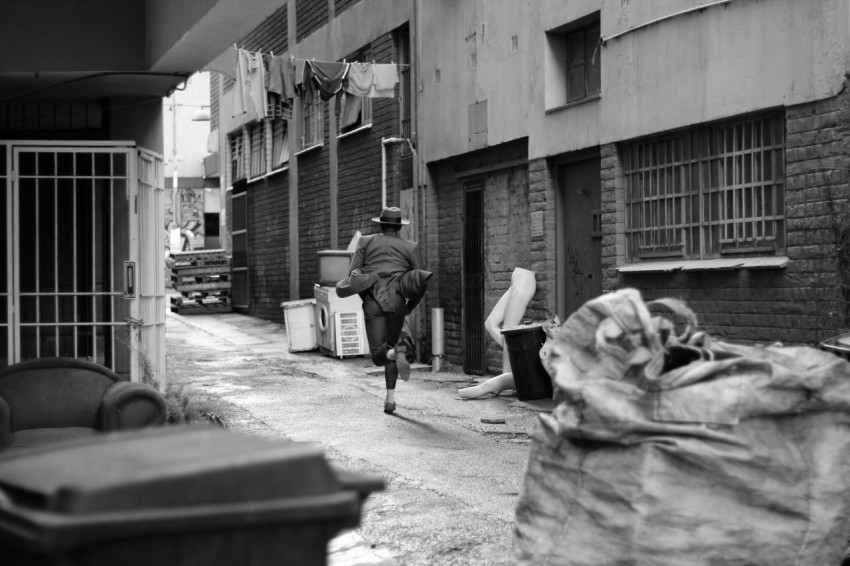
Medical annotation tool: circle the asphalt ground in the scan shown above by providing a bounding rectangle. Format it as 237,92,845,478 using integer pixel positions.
164,300,555,565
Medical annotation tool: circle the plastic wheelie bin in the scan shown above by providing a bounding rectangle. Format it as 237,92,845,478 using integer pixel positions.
0,425,384,566
502,323,553,401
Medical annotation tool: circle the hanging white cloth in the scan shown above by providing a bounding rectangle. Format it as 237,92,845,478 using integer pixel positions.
234,49,268,120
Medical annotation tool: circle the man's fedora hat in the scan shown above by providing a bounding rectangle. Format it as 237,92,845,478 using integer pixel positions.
372,206,410,225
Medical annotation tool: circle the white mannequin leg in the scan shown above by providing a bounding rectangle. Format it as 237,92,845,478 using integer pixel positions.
460,268,536,399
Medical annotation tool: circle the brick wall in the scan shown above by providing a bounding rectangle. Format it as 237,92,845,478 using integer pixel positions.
296,0,329,42
528,157,557,320
248,171,290,322
334,0,362,17
297,127,331,299
606,89,850,345
435,170,464,366
480,165,533,371
434,141,548,373
336,33,400,249
245,5,288,53
784,88,850,341
210,73,220,133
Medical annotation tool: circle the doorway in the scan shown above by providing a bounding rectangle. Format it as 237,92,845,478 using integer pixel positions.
463,186,485,374
558,158,602,319
1,143,164,380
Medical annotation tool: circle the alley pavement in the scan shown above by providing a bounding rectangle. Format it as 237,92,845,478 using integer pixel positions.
165,299,555,565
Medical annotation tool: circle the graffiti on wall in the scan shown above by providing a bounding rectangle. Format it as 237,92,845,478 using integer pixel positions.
165,188,205,257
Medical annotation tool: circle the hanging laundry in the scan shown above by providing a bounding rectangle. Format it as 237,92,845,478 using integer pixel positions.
234,49,268,120
307,60,350,101
368,64,399,98
266,54,297,101
340,92,362,128
233,48,249,116
294,58,307,89
345,62,374,97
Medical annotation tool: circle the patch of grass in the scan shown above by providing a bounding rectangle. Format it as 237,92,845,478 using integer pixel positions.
163,383,226,426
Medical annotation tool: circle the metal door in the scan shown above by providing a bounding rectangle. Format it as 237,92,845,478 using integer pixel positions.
559,159,603,318
1,143,164,381
463,186,485,374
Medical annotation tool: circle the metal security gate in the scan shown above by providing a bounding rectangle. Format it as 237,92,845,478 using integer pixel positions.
1,142,165,382
463,186,485,374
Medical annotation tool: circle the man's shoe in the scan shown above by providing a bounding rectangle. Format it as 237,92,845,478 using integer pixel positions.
395,345,410,381
384,401,396,414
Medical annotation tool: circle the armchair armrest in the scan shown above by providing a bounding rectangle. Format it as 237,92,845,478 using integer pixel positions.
0,395,10,448
100,382,167,431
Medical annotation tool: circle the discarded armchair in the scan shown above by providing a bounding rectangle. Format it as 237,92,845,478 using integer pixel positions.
0,357,167,451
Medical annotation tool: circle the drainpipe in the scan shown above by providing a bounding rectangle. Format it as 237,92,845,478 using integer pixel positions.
381,137,407,208
431,308,444,372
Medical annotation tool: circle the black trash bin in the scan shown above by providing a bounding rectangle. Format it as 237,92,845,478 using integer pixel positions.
0,426,384,566
819,333,850,362
501,324,553,401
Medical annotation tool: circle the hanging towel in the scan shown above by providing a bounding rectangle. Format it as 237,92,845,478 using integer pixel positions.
233,49,249,116
266,54,297,101
340,92,362,128
247,51,268,120
307,60,350,101
234,49,267,119
345,62,374,97
368,64,399,98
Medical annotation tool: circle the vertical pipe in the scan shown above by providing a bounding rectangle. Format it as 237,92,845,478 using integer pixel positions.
381,143,387,209
431,307,443,372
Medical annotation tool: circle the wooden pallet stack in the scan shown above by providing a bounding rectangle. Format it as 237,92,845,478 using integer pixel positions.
169,249,233,315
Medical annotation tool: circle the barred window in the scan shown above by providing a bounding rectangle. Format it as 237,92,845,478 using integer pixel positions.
301,89,324,150
248,122,265,178
338,89,372,135
623,112,785,261
271,117,289,169
228,131,245,183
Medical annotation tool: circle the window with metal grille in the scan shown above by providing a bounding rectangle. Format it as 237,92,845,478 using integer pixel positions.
271,117,289,169
623,111,785,262
300,90,323,150
228,131,245,183
231,181,249,309
248,122,265,178
566,21,600,103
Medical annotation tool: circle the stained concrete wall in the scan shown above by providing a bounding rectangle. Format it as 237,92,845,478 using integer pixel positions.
420,0,850,163
530,0,850,159
418,0,533,163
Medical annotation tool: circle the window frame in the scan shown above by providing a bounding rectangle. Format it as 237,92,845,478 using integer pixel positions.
247,121,266,179
565,21,601,104
338,47,373,137
622,111,786,263
299,88,324,152
227,130,246,184
270,116,289,170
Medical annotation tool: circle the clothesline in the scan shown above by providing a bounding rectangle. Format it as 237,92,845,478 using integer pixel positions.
211,44,403,122
236,45,410,67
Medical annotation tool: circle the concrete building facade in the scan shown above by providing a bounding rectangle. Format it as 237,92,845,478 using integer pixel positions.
0,0,282,381
212,0,850,375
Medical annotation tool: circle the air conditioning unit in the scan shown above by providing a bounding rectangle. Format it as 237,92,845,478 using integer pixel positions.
334,311,369,358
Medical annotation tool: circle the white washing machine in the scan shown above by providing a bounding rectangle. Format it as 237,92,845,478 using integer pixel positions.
313,284,367,356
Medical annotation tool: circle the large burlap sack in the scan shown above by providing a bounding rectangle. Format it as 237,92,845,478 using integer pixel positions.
513,288,850,565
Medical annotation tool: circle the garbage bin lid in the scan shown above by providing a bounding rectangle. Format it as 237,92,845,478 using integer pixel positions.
282,298,317,308
0,426,377,514
500,323,544,335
